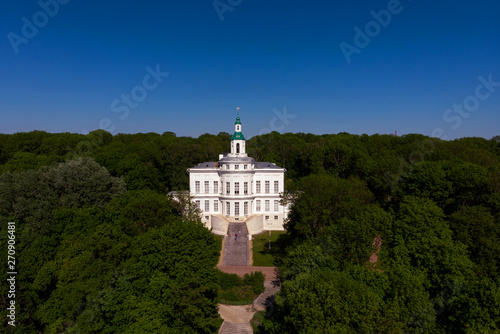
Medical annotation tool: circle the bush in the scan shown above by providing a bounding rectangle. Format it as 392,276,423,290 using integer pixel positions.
218,271,241,290
243,271,265,295
217,270,266,305
251,311,266,333
219,285,256,304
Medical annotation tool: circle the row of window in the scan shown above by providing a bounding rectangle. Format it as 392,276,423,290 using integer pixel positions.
195,181,219,193
224,164,251,170
256,200,280,212
194,180,280,194
194,200,281,214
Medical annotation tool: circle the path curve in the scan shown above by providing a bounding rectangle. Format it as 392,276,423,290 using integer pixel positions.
218,274,280,334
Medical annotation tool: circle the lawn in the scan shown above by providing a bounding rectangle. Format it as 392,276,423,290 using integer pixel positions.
252,231,290,267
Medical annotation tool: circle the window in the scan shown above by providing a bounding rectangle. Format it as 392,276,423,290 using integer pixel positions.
235,182,239,195
274,200,279,212
214,200,218,212
265,200,270,212
196,200,200,208
265,215,270,220
244,164,248,169
244,182,248,194
236,143,240,154
195,181,200,193
205,200,210,212
274,215,279,220
226,202,230,215
265,181,270,194
226,182,230,194
244,202,248,215
214,181,218,193
235,202,240,216
256,181,261,194
235,164,239,170
274,181,279,193
226,164,229,169
204,181,209,193
256,200,261,211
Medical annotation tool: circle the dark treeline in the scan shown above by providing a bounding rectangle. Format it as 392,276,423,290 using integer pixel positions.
1,130,500,333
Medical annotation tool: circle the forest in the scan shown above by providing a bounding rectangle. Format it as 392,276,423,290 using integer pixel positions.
1,129,499,333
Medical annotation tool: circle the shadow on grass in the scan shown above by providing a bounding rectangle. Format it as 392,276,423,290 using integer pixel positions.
252,232,293,267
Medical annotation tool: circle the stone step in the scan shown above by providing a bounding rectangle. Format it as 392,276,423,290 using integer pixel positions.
254,281,280,309
219,321,253,334
223,222,249,266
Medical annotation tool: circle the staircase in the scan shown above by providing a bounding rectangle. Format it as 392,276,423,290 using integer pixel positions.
219,321,253,334
254,281,280,310
223,222,249,266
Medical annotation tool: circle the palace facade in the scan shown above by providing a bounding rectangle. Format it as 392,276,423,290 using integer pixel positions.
187,113,287,235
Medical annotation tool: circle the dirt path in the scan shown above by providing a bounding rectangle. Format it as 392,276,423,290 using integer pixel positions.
218,279,280,333
219,304,259,323
217,231,280,333
217,265,278,281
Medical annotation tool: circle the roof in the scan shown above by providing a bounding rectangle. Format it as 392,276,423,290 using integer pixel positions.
232,116,245,140
190,162,219,169
219,156,255,163
254,162,284,169
231,131,245,140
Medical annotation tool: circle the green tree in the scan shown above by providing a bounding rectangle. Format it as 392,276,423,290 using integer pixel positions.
449,206,500,277
284,174,374,239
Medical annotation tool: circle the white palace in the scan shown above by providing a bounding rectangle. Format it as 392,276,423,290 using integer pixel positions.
186,111,288,236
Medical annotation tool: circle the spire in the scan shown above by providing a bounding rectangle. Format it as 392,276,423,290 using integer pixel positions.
235,107,241,125
232,107,245,140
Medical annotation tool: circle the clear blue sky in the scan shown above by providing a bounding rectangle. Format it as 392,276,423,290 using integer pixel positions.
1,0,499,140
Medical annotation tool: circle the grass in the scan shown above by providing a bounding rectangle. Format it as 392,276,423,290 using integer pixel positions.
250,310,266,332
213,234,224,246
252,231,291,267
219,285,257,305
218,271,265,305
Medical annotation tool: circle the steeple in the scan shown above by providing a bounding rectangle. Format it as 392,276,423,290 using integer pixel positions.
231,107,246,155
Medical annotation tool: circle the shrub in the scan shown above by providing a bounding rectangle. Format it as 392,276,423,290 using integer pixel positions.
219,285,256,304
243,271,265,295
218,270,242,290
217,270,266,304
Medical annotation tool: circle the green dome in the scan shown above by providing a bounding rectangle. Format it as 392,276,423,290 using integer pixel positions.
235,116,242,125
231,132,245,140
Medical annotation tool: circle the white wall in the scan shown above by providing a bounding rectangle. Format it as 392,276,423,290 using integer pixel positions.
211,215,228,236
246,215,264,235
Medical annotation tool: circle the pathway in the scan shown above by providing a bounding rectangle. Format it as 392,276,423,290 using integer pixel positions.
223,222,249,266
218,281,280,334
218,223,281,333
254,281,280,311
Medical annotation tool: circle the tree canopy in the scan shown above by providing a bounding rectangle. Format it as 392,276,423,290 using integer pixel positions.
1,130,499,333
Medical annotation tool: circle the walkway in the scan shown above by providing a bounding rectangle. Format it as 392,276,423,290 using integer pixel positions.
223,222,249,266
218,281,280,334
218,266,278,281
218,224,280,333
